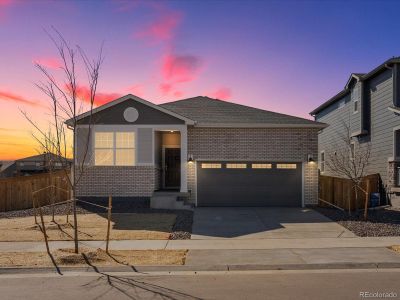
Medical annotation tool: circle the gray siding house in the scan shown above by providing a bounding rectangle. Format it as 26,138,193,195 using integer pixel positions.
70,95,325,208
310,57,400,206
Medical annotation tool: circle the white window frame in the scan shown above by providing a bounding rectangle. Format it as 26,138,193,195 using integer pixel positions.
320,151,325,173
352,84,359,114
94,131,136,166
353,100,359,114
350,142,355,161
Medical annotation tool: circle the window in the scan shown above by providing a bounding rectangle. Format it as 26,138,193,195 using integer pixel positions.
350,143,355,160
226,163,247,169
115,132,135,166
277,164,297,169
94,132,135,166
395,129,400,158
320,151,325,173
201,163,221,169
252,163,272,169
354,100,359,113
352,84,359,113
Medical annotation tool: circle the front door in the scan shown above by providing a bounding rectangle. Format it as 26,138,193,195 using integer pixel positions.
164,148,181,188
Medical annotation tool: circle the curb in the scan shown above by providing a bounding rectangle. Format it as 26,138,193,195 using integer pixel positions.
1,262,400,274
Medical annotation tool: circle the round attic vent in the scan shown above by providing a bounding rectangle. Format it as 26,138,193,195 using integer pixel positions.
123,107,139,122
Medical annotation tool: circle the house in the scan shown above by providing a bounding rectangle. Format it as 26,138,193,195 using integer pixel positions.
310,57,400,207
69,95,325,208
0,161,16,178
0,153,72,178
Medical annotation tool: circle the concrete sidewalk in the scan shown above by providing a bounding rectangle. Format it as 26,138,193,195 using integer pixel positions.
0,236,400,252
185,247,400,268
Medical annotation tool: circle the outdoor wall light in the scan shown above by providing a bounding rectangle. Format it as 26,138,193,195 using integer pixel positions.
307,154,315,163
188,154,194,163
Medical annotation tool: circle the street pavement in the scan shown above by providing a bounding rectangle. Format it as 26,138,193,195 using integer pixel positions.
0,269,399,300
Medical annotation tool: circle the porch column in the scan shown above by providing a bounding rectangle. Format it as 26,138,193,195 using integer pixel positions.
180,127,188,192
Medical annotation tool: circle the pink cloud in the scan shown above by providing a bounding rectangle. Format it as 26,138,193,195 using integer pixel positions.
207,87,232,100
159,83,173,95
0,0,14,21
162,53,202,83
65,84,122,106
135,10,182,43
173,91,183,98
33,57,62,69
158,53,203,96
0,90,40,106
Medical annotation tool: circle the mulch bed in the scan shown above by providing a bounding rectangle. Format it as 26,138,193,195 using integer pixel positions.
0,198,193,240
315,206,400,237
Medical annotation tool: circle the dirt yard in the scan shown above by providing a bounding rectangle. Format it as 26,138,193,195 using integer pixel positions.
0,213,176,241
0,248,187,267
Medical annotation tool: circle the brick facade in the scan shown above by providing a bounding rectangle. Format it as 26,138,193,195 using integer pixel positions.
186,127,319,205
76,166,157,197
76,127,319,205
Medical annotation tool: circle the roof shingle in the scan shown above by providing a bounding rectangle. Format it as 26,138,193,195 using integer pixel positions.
160,96,324,127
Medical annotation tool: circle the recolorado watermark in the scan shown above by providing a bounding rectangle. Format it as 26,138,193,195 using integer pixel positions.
360,291,398,298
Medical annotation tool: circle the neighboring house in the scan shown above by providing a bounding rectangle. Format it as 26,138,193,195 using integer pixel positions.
0,161,16,178
69,94,325,208
310,57,400,206
0,153,72,178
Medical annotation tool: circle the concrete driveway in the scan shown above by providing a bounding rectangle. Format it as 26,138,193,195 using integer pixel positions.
191,207,355,239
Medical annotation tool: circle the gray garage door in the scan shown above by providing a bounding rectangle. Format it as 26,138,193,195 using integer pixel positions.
197,162,302,207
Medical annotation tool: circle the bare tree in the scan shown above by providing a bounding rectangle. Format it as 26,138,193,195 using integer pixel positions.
325,121,371,217
21,28,103,253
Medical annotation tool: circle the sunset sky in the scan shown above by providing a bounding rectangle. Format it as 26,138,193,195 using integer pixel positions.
1,0,400,160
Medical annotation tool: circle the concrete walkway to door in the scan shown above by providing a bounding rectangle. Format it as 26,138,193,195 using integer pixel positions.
191,207,356,239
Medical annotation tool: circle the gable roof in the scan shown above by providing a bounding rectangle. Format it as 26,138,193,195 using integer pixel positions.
160,96,326,128
16,153,72,163
344,73,365,89
66,94,195,126
310,56,400,116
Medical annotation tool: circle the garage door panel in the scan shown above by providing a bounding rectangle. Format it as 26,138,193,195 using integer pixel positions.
197,162,302,207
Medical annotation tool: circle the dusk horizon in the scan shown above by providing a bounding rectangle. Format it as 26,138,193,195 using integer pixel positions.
1,0,400,160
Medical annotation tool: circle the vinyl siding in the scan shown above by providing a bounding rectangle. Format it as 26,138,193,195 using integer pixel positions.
316,68,398,190
77,98,185,125
75,127,92,165
316,93,352,177
137,128,153,164
365,69,397,186
350,82,362,134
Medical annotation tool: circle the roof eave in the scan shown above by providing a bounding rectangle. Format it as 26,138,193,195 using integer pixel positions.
310,57,400,116
65,94,195,127
193,122,327,129
310,89,350,116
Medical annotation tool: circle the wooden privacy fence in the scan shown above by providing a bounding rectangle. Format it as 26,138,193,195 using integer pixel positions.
319,174,380,211
0,170,71,212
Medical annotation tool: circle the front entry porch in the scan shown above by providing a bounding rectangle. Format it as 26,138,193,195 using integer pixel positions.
153,128,188,193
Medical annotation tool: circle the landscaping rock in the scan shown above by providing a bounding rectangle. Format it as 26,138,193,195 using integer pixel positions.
315,207,400,237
